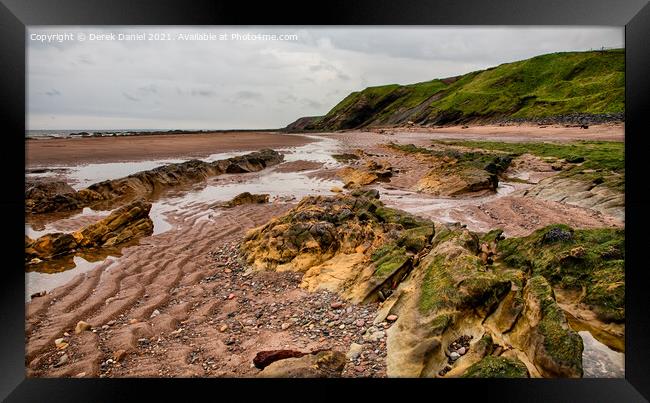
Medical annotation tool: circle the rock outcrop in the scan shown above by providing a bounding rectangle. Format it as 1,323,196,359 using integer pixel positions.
26,149,284,215
257,350,346,378
462,356,530,378
240,192,586,378
516,176,624,222
26,200,154,262
241,190,432,303
213,192,270,208
337,159,394,189
497,224,624,323
388,143,511,196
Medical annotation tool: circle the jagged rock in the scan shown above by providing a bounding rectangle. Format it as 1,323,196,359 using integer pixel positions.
26,149,284,215
25,233,78,260
213,192,269,208
516,176,624,221
253,350,308,369
338,159,393,189
25,200,154,261
74,200,153,247
257,350,346,378
240,192,432,303
497,224,624,323
242,193,591,379
508,276,583,378
25,180,82,214
388,144,509,196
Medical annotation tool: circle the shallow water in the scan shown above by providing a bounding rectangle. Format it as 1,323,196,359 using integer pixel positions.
579,330,625,378
26,134,329,190
372,181,519,232
25,135,345,289
25,256,115,302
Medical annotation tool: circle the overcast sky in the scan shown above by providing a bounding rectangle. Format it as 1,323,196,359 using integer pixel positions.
27,26,623,130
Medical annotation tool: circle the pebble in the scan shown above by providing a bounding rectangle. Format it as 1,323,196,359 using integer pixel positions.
75,320,91,334
355,319,365,327
386,314,398,322
54,354,68,367
129,319,138,325
220,325,228,332
228,293,236,300
150,309,161,318
63,332,70,337
54,338,68,350
346,343,363,360
113,349,127,362
74,372,86,378
450,352,460,360
107,320,116,326
339,324,346,329
281,322,291,330
330,302,343,309
458,347,466,355
102,325,109,330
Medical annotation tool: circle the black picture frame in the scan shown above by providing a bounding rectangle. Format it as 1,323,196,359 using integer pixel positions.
2,0,649,401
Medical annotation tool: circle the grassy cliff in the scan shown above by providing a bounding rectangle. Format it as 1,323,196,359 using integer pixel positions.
289,49,624,130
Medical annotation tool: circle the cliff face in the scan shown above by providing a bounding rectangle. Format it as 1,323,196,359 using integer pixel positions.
286,49,624,131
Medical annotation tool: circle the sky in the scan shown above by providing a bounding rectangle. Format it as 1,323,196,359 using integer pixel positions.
27,26,624,130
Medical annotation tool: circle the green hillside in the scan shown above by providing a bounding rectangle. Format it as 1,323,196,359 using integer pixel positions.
290,49,624,130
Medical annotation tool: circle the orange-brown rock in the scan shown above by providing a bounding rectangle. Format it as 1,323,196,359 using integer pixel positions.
25,200,154,261
26,149,284,214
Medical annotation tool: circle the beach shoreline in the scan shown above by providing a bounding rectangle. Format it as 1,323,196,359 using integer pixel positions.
25,124,625,378
26,131,314,167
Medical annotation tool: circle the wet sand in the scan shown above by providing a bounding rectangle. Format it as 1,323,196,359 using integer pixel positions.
25,127,625,378
26,131,314,166
396,123,624,142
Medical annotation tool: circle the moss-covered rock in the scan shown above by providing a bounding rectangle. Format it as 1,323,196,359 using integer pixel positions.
497,224,624,322
388,143,512,196
462,356,529,378
397,225,435,253
518,276,584,378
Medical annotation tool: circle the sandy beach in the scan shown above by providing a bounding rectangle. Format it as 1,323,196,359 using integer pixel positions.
26,131,314,166
25,125,625,378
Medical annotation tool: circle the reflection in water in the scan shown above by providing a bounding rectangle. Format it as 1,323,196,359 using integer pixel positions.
372,181,518,233
25,256,115,302
579,330,625,378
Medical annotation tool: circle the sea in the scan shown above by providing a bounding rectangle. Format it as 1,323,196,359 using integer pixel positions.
25,129,173,139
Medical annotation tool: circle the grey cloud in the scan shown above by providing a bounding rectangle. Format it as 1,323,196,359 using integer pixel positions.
190,89,217,97
138,84,158,95
234,90,262,100
278,94,298,104
301,99,323,109
122,92,140,102
78,54,94,65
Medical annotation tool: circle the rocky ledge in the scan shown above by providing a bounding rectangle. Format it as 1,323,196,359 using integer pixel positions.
26,200,153,262
387,143,512,196
237,191,610,378
212,192,270,208
26,149,284,215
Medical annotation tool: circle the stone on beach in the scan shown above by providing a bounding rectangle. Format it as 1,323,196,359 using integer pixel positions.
75,321,92,334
